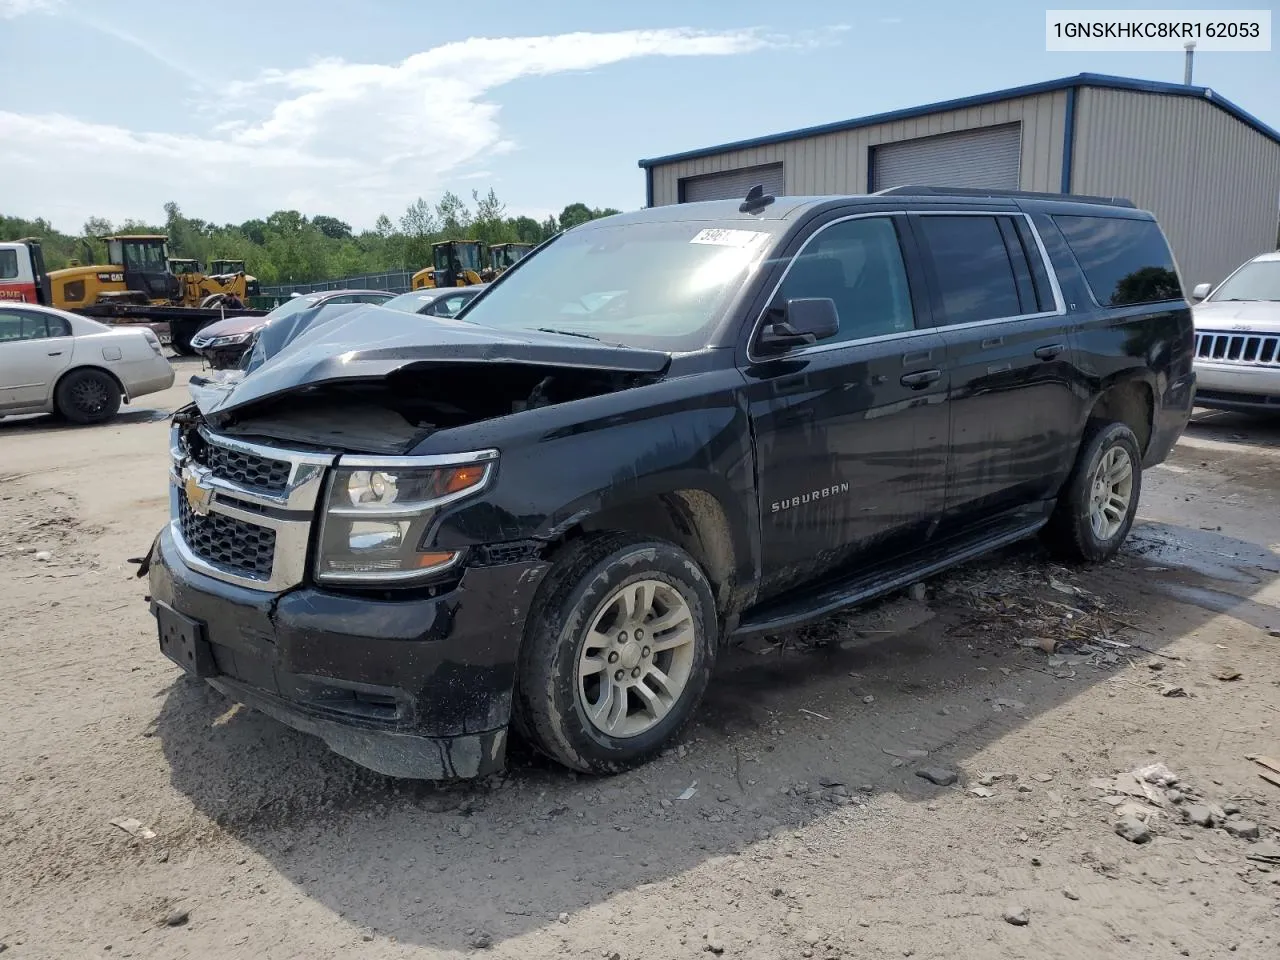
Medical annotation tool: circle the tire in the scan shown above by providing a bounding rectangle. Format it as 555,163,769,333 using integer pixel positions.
513,533,718,774
54,368,122,425
169,339,197,357
1043,420,1142,563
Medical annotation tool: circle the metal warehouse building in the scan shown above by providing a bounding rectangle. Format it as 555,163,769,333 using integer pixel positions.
638,73,1280,288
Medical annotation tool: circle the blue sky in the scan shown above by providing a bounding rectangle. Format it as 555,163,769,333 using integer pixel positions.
1,0,1275,233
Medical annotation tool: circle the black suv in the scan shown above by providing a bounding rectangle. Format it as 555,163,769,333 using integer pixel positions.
144,186,1195,779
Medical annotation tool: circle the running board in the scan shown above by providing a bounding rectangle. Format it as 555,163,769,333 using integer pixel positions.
732,518,1047,638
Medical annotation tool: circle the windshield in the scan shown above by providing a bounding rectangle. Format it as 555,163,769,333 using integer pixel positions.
1210,260,1280,302
435,243,481,273
459,220,780,351
121,241,168,272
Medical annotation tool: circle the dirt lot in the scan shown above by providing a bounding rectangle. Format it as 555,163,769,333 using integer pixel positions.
3,358,1279,960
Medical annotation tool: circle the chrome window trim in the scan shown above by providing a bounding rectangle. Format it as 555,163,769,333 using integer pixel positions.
745,209,1066,365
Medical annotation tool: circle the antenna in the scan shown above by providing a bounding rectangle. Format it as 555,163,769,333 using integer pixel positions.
739,184,776,214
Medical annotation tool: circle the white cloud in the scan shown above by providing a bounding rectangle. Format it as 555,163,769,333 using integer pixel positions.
0,27,795,231
0,0,61,17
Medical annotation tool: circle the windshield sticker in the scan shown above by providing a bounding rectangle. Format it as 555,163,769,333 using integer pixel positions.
689,228,768,248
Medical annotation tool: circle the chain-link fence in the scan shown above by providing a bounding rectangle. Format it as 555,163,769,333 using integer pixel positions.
259,270,415,299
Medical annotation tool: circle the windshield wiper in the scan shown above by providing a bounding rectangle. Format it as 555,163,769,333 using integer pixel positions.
535,327,602,341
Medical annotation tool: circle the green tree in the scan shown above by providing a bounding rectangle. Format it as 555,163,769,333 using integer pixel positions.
400,198,438,269
2,188,628,284
435,191,473,236
312,215,353,241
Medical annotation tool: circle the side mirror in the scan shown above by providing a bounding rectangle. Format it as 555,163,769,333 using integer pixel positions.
758,298,840,352
1191,282,1212,302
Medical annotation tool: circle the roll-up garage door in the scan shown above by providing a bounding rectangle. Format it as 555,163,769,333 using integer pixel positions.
680,163,785,203
872,123,1022,192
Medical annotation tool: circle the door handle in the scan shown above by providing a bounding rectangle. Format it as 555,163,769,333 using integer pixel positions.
1034,343,1065,361
900,369,941,389
47,351,63,357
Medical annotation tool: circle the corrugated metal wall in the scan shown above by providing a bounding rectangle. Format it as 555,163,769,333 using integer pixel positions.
1071,88,1280,287
648,92,1068,205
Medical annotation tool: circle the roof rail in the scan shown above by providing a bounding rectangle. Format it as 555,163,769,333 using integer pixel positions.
873,185,1136,208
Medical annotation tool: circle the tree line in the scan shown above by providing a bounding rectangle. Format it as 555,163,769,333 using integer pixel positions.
0,189,622,285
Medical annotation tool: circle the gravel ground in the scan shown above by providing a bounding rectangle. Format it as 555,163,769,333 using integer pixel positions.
2,360,1279,959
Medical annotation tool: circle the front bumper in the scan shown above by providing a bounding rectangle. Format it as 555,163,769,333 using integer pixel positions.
1192,361,1280,412
147,525,549,779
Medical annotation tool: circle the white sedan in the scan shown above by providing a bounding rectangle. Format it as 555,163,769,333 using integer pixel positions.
0,302,175,424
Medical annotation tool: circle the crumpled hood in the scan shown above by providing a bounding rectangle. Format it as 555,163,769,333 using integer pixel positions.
1193,299,1280,331
191,301,671,417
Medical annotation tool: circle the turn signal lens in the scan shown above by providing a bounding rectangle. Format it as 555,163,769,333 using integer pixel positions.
443,465,486,494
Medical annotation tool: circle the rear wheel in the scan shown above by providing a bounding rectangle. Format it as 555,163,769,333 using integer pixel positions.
514,533,718,774
55,369,121,425
1043,420,1142,562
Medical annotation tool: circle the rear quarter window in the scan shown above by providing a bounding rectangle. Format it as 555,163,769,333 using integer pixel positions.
1053,215,1182,307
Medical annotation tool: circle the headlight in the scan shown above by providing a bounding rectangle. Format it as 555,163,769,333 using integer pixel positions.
205,332,253,347
315,452,497,584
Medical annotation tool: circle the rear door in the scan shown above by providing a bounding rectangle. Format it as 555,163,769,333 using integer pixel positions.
908,211,1084,527
0,308,75,409
743,212,951,599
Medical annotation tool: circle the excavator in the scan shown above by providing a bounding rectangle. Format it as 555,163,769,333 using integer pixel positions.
410,240,485,290
483,242,533,281
0,236,265,354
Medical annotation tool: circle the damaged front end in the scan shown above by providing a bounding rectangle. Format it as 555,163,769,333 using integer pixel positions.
147,303,672,778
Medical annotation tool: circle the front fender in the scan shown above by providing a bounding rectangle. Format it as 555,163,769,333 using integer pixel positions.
427,372,759,594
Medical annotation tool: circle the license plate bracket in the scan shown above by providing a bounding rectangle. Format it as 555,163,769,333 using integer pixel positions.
155,602,218,678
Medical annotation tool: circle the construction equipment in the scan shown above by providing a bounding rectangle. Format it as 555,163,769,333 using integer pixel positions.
208,260,262,298
484,242,533,280
411,240,484,290
0,237,266,354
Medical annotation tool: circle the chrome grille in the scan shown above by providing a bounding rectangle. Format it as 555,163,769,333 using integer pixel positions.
170,425,334,592
178,498,276,579
199,434,291,492
1195,331,1280,366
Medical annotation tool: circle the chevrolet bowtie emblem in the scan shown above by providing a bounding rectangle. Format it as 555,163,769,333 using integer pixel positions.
183,467,213,516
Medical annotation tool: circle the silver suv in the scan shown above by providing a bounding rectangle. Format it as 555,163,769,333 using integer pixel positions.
1191,251,1280,413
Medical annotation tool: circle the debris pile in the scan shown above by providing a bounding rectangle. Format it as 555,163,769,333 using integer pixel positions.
1090,762,1272,850
941,561,1136,669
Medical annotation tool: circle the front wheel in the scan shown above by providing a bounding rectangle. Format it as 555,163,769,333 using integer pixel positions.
514,533,718,774
1043,420,1142,562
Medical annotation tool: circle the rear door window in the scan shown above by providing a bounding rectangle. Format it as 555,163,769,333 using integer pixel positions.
0,310,66,340
914,215,1024,325
1053,215,1182,306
